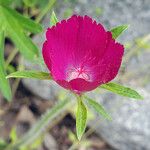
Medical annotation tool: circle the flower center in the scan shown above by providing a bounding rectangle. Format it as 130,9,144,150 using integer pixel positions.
67,67,90,81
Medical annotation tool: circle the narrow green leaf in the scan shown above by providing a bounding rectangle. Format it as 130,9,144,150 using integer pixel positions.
0,30,12,101
6,71,51,80
110,25,129,39
1,6,39,60
76,97,87,140
50,11,58,26
6,98,71,149
100,82,143,99
5,6,43,33
84,96,112,120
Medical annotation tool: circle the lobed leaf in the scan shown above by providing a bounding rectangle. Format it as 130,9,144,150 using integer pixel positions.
110,25,129,39
6,70,51,80
100,82,143,100
50,11,58,26
0,30,12,101
84,96,112,120
76,97,87,140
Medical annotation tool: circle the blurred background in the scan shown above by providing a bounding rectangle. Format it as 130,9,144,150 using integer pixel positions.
0,0,150,150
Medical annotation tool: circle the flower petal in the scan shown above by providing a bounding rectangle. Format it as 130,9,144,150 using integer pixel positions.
42,41,52,71
42,15,107,81
57,78,100,93
91,32,124,83
69,78,100,93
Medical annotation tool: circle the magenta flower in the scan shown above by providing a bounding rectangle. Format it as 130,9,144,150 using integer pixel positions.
42,15,124,94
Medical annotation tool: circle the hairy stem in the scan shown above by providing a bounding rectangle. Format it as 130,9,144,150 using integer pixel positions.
6,98,72,150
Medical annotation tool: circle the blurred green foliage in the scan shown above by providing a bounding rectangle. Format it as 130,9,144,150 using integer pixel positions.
0,0,50,9
0,0,56,101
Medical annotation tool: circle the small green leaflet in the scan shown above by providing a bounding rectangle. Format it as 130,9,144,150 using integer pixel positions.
76,97,87,140
6,71,51,80
0,30,12,101
84,96,112,120
100,82,143,100
0,5,40,60
50,11,58,26
110,25,129,39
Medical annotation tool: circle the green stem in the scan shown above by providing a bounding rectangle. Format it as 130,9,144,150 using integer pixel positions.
6,98,71,150
36,0,56,23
